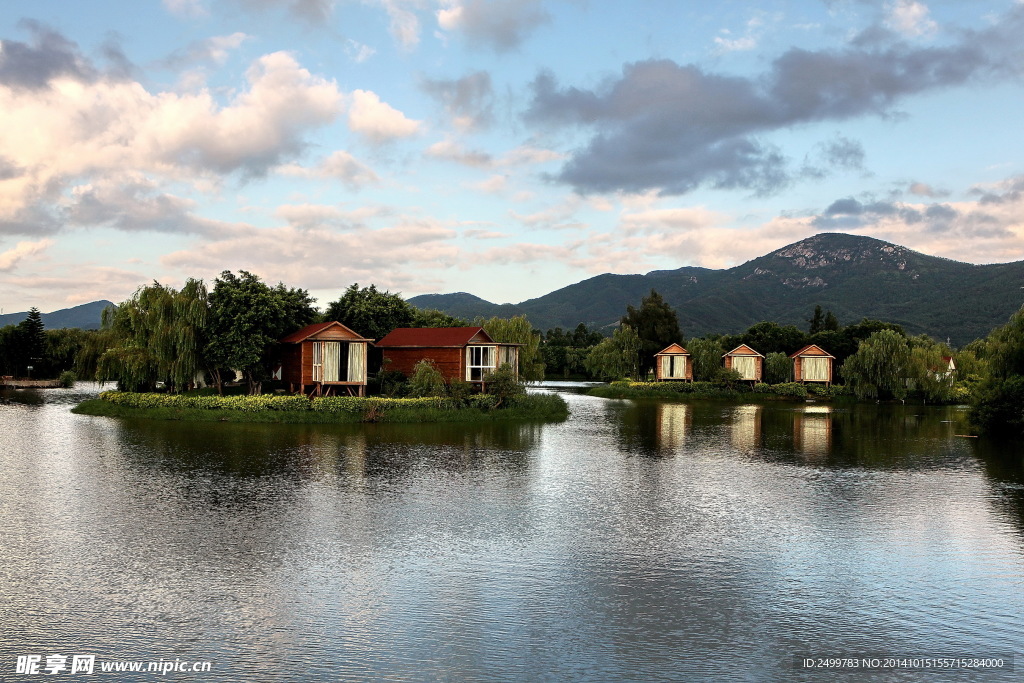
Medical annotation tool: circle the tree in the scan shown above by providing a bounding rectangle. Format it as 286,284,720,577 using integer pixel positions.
840,329,912,400
808,305,825,335
764,352,792,384
687,337,725,381
823,310,840,332
739,321,807,356
621,289,682,377
205,271,314,394
475,315,545,382
584,325,641,380
323,283,415,340
18,308,46,376
412,307,468,328
95,280,209,392
969,308,1024,435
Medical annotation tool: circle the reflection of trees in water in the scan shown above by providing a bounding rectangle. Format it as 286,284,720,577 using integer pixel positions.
970,438,1024,537
614,399,975,471
0,387,44,405
111,418,540,482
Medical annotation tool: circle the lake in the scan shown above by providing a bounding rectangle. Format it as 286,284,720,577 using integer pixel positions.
1,382,1022,681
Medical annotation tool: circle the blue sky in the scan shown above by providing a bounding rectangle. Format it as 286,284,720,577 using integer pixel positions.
1,0,1023,314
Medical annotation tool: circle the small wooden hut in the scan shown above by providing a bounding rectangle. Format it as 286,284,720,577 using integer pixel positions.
723,344,764,381
790,344,835,384
279,321,373,396
375,327,519,387
654,343,693,381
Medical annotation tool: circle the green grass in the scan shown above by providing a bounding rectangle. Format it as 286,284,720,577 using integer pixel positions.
72,393,568,424
588,380,851,402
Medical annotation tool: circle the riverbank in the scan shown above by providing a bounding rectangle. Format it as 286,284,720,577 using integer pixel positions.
588,380,850,402
72,391,569,424
1,379,63,388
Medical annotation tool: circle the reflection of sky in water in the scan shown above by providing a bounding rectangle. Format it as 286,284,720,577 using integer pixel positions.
0,385,1022,681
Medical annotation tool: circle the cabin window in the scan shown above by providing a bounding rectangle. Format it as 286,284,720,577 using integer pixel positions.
802,357,829,382
312,341,342,382
347,343,365,383
662,355,686,379
497,345,518,375
731,355,758,380
466,345,496,381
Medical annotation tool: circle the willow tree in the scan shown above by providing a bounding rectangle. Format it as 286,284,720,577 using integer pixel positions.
584,325,641,381
93,280,209,392
840,329,912,400
687,337,725,381
475,315,545,381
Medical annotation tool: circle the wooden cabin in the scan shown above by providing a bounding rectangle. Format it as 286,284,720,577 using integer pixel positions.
279,321,373,396
790,344,835,384
723,344,764,381
375,327,519,387
654,343,693,381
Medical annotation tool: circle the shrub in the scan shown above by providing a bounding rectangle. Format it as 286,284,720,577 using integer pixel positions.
483,363,526,406
408,359,446,397
58,371,76,388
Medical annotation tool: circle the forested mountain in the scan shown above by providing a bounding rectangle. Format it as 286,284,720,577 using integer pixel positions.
0,300,114,330
409,234,1024,346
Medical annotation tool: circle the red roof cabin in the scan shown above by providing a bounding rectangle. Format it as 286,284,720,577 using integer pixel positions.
723,344,764,381
375,327,520,389
279,321,373,397
790,344,835,384
654,343,693,381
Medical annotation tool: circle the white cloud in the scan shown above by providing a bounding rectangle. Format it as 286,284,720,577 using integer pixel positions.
277,150,379,188
0,50,344,234
347,89,421,143
885,0,937,37
0,238,54,271
163,0,208,17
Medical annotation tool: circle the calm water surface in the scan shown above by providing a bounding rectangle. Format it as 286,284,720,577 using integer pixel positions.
1,383,1022,681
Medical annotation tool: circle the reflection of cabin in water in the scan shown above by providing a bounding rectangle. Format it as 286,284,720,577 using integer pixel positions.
793,406,833,457
279,321,372,397
375,327,520,387
790,344,835,384
723,344,764,381
655,402,691,451
730,404,763,450
654,343,693,381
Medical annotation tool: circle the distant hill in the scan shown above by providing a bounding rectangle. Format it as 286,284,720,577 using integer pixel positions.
407,292,526,322
409,234,1024,346
0,300,114,330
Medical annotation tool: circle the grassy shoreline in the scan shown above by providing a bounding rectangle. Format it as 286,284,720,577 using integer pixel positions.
72,392,569,424
588,380,850,402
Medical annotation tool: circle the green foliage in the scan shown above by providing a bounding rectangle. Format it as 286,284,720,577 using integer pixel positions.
764,351,792,384
840,329,912,400
687,337,725,381
971,375,1024,436
323,283,415,340
483,363,526,405
446,377,474,402
411,308,469,327
584,324,641,380
95,279,210,392
621,289,683,376
58,371,76,388
206,271,315,393
752,382,808,398
807,305,840,334
100,390,311,412
731,321,807,356
18,307,46,368
476,314,545,381
407,359,447,397
542,323,604,378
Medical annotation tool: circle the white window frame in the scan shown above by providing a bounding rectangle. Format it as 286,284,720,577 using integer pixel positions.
466,345,496,382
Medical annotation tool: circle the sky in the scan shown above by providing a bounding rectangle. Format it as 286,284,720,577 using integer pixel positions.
1,0,1023,314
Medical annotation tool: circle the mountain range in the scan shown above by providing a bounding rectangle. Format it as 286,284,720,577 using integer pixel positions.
0,300,114,330
409,233,1024,347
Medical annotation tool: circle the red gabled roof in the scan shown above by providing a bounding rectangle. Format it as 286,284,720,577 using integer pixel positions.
280,321,371,344
723,344,764,358
655,343,689,355
376,326,495,348
789,344,835,359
